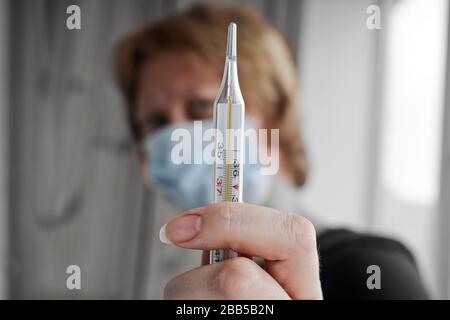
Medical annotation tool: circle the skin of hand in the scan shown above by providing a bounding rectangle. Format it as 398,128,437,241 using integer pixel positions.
159,202,323,300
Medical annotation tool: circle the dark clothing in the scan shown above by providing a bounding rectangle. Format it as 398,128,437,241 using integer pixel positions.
317,229,429,299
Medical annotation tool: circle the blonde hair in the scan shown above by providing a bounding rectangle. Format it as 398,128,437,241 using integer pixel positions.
115,4,307,186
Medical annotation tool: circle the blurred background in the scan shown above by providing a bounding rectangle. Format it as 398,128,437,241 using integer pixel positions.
1,0,449,299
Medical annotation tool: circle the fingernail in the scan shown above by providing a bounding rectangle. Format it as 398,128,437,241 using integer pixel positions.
159,224,171,244
159,214,202,244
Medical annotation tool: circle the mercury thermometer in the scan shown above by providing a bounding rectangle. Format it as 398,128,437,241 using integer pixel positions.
210,23,245,264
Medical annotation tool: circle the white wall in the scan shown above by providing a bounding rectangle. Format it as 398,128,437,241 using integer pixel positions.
298,0,447,297
299,0,377,229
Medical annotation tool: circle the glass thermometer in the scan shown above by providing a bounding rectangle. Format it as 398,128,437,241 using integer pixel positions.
210,23,245,264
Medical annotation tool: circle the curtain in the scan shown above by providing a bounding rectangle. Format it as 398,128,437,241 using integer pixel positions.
7,0,303,299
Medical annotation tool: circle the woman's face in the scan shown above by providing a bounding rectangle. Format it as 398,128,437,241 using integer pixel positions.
134,50,279,182
135,50,264,139
134,51,282,185
135,51,221,138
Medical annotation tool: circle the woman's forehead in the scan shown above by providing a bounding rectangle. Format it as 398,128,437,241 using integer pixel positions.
137,52,219,98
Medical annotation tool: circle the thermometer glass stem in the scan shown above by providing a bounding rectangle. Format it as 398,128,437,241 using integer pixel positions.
210,23,245,264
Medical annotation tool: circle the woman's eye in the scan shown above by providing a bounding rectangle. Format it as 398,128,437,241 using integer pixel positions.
144,114,168,132
188,99,213,119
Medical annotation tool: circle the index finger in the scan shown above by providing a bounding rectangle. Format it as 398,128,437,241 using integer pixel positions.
162,202,317,261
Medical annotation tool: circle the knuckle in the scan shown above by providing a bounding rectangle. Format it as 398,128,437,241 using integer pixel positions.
213,258,259,298
216,202,233,227
298,216,317,241
216,203,242,247
280,213,317,252
163,277,177,300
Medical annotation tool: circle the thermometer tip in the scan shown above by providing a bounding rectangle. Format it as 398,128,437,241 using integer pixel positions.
226,22,237,58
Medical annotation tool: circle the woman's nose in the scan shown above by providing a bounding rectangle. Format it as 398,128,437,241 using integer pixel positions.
168,103,189,124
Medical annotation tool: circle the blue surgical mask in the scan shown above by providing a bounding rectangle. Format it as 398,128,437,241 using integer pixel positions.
143,120,273,210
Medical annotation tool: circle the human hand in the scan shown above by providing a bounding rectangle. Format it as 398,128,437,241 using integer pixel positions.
160,203,322,300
